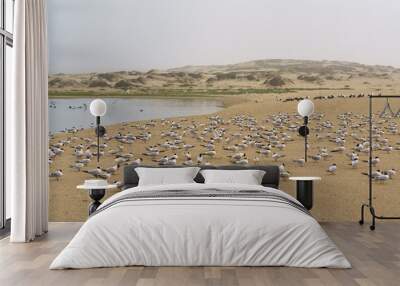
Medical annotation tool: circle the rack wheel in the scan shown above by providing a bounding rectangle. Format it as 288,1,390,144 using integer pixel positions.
359,220,364,225
370,225,375,231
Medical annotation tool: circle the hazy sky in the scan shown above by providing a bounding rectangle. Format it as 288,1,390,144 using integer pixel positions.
48,0,400,74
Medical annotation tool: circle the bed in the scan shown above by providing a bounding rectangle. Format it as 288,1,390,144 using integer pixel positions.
50,165,351,269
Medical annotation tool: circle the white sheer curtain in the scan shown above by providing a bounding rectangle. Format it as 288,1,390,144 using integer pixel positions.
7,0,49,242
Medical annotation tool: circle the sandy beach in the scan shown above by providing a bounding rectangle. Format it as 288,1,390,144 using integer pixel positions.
47,59,400,222
49,85,400,222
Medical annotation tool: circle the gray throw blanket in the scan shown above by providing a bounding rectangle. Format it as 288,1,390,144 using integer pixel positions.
91,189,310,217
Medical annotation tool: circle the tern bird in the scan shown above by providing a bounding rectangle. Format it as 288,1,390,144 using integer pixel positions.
131,158,143,165
70,162,84,171
183,159,194,166
363,156,380,166
279,163,290,178
197,154,204,165
384,169,396,179
49,169,63,180
83,167,110,179
293,158,305,167
308,154,322,162
272,153,285,161
102,164,120,174
350,159,359,168
327,163,337,174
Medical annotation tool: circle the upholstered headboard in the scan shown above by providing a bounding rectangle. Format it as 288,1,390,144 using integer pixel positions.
122,165,280,190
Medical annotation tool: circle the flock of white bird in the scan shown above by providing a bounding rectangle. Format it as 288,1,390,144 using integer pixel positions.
49,110,398,185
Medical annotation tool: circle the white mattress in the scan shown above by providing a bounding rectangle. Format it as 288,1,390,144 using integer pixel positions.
50,183,351,269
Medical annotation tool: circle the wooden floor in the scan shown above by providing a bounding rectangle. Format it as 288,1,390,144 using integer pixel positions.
0,222,399,286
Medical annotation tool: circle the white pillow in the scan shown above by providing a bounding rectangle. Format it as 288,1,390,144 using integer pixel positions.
200,169,266,185
135,167,200,186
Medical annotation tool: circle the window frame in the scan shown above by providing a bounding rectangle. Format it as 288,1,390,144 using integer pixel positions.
0,0,13,233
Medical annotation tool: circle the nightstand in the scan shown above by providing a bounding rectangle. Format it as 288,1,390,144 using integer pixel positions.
289,177,321,210
77,182,117,215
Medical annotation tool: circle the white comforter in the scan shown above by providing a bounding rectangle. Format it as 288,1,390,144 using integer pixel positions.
50,183,351,269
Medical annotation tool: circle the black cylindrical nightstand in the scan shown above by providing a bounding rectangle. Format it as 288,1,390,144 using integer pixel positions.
289,177,321,210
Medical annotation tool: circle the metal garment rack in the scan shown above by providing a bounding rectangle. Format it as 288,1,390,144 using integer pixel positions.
359,95,400,230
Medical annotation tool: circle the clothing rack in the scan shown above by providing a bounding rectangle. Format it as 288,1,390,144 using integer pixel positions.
359,95,400,230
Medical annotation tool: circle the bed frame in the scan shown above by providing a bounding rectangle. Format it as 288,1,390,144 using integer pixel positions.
122,165,280,190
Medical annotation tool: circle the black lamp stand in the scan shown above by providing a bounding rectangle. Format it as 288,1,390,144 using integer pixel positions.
298,116,310,162
95,116,106,166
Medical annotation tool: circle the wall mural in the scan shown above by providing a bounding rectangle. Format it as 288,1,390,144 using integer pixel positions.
48,2,400,222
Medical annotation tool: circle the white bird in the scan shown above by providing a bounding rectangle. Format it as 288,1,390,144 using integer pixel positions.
183,144,195,150
154,156,169,165
362,170,382,179
70,162,84,171
102,164,120,174
48,149,56,158
83,167,102,176
276,143,286,150
350,159,359,168
84,148,93,158
49,169,63,180
202,150,216,156
165,158,177,165
131,158,143,165
327,164,337,174
385,169,396,179
320,152,332,160
308,154,322,162
115,157,129,164
109,149,121,156
74,149,84,158
233,158,249,165
169,154,178,160
279,163,290,178
346,152,358,161
293,158,305,167
83,167,110,179
256,148,271,156
184,152,192,160
52,147,64,155
224,145,239,152
183,159,194,166
375,173,390,182
272,153,285,161
363,157,380,166
381,146,393,152
143,149,161,156
119,153,134,159
112,180,123,188
197,154,204,165
331,146,345,152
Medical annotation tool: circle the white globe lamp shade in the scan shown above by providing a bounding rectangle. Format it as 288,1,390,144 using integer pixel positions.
90,99,107,117
297,99,314,117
